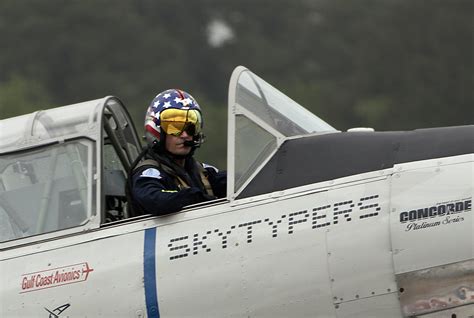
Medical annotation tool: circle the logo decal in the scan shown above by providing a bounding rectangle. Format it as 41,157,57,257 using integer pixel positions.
399,198,471,232
44,304,70,318
140,168,162,179
20,262,94,293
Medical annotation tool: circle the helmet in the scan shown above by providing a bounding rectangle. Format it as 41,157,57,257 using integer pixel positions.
144,89,204,147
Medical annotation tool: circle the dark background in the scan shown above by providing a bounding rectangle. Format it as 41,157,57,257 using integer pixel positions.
0,0,472,168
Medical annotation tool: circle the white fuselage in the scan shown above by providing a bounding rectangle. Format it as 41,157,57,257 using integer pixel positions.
1,153,472,317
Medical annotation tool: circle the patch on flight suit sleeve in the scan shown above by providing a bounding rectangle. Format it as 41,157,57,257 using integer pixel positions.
140,168,162,179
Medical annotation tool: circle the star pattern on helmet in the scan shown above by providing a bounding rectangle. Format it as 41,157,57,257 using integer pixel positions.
173,96,195,107
163,93,171,99
182,98,193,106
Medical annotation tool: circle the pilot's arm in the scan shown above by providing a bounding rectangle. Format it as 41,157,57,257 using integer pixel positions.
131,167,210,215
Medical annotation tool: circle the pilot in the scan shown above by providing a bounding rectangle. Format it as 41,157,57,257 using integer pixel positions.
128,89,226,215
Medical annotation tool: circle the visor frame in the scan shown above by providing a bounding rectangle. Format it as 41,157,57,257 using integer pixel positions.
160,108,202,137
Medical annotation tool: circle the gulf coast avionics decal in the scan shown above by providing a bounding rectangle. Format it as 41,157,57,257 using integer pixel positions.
168,194,382,261
399,198,472,232
20,262,94,293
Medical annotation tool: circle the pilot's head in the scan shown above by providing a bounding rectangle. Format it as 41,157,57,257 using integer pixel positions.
144,89,204,157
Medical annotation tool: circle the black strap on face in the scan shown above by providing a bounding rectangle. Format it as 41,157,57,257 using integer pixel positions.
183,132,204,148
183,139,195,147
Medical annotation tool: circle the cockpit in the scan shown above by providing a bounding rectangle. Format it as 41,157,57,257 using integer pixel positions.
0,66,337,244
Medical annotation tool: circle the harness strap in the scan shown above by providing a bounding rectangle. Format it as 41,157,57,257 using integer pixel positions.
135,159,214,196
196,163,214,197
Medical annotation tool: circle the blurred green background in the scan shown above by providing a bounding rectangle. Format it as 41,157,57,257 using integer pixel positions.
0,0,472,168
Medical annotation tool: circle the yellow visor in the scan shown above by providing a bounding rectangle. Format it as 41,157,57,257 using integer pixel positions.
160,109,202,136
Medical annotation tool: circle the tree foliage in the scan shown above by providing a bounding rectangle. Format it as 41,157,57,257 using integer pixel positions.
0,0,472,167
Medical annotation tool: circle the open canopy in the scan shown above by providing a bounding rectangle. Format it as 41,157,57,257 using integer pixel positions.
0,66,339,244
0,99,104,154
0,97,141,244
227,66,337,200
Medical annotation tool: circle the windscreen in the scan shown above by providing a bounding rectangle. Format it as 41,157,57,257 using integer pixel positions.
236,70,336,137
231,69,336,195
0,139,94,242
234,114,277,190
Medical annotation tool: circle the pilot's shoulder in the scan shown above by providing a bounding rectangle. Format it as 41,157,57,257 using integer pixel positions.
133,158,165,179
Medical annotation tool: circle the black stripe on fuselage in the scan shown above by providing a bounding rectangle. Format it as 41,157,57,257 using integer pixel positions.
238,125,474,199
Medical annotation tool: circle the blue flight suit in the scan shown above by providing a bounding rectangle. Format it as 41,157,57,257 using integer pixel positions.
131,152,226,215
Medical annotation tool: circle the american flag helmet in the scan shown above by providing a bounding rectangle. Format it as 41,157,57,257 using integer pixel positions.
144,89,203,146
